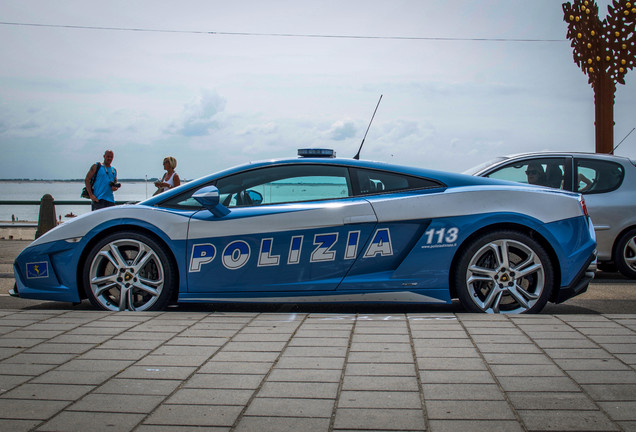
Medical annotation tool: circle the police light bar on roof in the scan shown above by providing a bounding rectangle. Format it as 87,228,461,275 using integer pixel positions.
298,148,336,158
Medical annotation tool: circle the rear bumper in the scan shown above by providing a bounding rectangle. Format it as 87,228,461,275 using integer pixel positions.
553,253,597,304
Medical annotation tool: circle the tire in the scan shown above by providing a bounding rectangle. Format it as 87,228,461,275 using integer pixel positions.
454,230,553,314
615,228,636,279
83,231,176,311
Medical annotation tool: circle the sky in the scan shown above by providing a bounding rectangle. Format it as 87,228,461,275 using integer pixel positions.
1,0,635,180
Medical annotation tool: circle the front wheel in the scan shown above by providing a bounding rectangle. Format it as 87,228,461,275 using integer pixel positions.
83,231,176,311
454,230,553,314
615,228,636,279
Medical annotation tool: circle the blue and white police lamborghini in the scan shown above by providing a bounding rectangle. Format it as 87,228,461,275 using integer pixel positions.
12,149,597,314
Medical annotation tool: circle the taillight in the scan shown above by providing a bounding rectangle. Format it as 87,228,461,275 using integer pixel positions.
579,196,589,217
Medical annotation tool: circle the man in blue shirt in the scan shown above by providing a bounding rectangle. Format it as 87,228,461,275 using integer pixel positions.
84,150,120,211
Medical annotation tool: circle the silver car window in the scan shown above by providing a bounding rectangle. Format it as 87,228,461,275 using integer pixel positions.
576,159,624,194
484,158,567,190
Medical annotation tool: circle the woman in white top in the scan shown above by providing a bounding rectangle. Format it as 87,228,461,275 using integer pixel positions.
154,156,181,194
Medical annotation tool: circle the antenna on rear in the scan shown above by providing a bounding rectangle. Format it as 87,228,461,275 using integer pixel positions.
353,94,383,160
614,127,635,152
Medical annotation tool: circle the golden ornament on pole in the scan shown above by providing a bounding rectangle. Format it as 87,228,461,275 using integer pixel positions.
563,0,635,153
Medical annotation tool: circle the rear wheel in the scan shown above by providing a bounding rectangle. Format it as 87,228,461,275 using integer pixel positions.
615,229,636,279
455,230,553,314
83,231,176,311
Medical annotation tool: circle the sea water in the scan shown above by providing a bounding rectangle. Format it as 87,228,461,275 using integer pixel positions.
0,181,154,222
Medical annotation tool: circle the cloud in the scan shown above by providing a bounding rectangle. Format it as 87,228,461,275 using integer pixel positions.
326,120,357,141
166,90,227,137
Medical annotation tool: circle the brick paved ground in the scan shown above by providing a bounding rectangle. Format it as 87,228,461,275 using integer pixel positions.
0,310,634,432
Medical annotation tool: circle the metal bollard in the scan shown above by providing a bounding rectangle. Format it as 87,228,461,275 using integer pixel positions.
36,194,57,239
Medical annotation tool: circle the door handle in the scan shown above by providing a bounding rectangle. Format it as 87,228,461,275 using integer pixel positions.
344,215,377,224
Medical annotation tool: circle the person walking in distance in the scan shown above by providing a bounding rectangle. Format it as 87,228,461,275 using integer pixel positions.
84,150,120,211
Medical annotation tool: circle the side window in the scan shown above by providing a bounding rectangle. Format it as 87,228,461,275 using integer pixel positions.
216,164,352,207
576,159,624,194
485,158,567,190
353,168,442,195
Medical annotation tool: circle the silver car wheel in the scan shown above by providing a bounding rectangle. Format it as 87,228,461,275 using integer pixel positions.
88,238,165,311
616,229,636,278
465,238,546,314
623,237,636,271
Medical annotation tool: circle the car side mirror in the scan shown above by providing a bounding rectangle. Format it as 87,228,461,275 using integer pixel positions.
193,186,230,217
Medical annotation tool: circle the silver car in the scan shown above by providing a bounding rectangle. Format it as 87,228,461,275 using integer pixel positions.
467,152,636,279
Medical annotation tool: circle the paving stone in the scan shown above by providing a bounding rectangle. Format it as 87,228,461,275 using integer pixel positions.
0,362,55,376
135,354,210,367
199,361,273,375
78,348,150,361
426,400,515,420
474,343,542,354
185,373,264,390
553,358,631,371
166,336,229,346
334,407,425,431
167,388,255,406
116,365,196,380
0,337,46,348
428,419,523,432
533,338,599,349
350,342,413,353
233,416,330,432
598,401,636,421
4,353,76,365
582,384,636,401
0,398,70,420
345,362,415,376
47,334,113,344
0,419,41,432
351,334,411,343
419,370,496,384
31,369,119,385
245,397,334,417
518,409,619,431
569,370,636,384
1,383,95,400
267,368,341,382
55,358,134,372
289,337,349,347
544,348,614,359
481,353,554,365
294,329,352,338
221,341,287,352
276,356,345,369
282,346,347,357
413,347,481,358
231,333,294,342
338,390,422,408
343,375,420,391
38,410,145,432
507,391,598,410
489,363,565,377
99,339,165,350
69,393,165,413
212,351,279,362
498,376,580,392
96,378,181,396
257,381,339,399
0,373,31,391
422,383,505,401
417,357,487,371
145,404,243,427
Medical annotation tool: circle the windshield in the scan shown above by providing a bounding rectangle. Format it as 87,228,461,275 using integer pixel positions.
462,157,507,175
